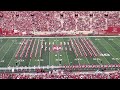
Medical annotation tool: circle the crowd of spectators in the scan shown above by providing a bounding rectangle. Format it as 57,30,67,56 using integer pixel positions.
0,70,120,79
0,11,120,36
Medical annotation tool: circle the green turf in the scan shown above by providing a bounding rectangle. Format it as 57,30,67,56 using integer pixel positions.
0,37,120,67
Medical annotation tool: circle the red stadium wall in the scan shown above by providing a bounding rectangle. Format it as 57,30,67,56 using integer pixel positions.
104,27,120,35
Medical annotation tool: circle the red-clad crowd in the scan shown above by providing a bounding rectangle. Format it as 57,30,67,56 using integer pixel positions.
0,11,120,36
0,70,120,79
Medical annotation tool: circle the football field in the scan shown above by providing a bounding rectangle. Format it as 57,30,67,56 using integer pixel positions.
0,36,120,68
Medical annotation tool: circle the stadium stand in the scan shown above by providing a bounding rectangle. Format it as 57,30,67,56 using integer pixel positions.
0,70,120,79
0,11,120,36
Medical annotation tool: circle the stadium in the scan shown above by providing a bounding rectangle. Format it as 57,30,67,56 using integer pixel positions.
0,11,120,79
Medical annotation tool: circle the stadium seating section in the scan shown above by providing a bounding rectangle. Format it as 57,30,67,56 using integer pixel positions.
0,11,120,36
0,70,120,79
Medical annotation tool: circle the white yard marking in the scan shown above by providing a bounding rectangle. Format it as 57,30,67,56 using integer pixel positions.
56,38,60,65
62,38,70,65
0,40,14,66
17,39,29,67
90,38,110,64
53,42,54,45
98,38,116,64
38,39,41,67
0,39,9,51
97,60,102,65
101,38,120,64
28,59,32,67
77,38,90,64
40,39,43,58
112,38,120,48
49,39,51,66
7,39,20,67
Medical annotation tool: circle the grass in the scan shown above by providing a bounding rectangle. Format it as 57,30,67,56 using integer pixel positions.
0,36,120,68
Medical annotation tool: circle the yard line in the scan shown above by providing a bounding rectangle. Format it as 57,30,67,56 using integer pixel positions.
102,38,120,54
70,38,78,58
48,38,50,66
102,38,120,64
98,38,119,64
56,38,60,65
40,39,43,58
112,37,120,52
26,39,33,67
7,38,20,67
28,59,32,67
85,38,101,64
0,40,14,64
97,60,102,65
38,39,40,67
108,38,120,54
114,37,120,42
15,39,25,58
25,39,33,58
35,39,39,58
84,38,97,57
62,38,70,66
112,38,120,49
80,38,92,57
76,38,90,64
17,39,28,67
1,39,14,73
30,39,36,58
20,39,29,58
73,38,83,57
73,38,82,65
87,38,101,55
0,39,9,51
113,37,120,48
70,38,80,65
77,38,87,57
89,37,110,65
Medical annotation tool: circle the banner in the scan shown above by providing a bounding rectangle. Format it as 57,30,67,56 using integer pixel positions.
105,27,120,34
